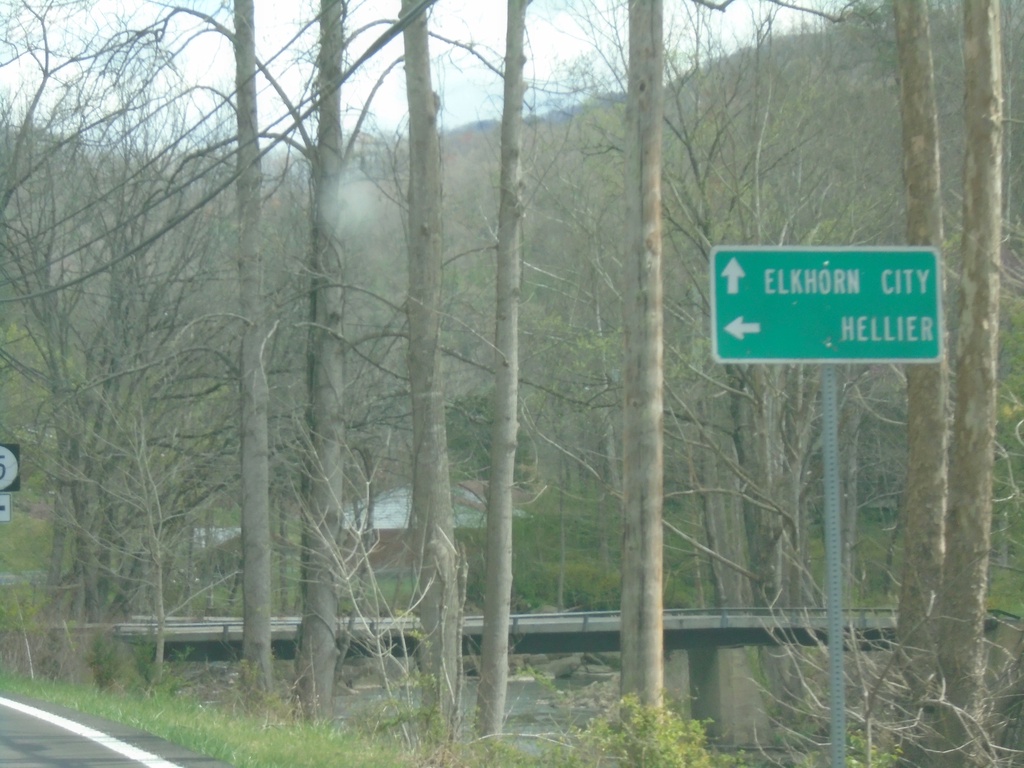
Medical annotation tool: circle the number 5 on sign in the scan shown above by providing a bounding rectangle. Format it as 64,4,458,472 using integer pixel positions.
0,444,20,492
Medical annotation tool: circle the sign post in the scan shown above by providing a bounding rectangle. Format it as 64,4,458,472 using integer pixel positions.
710,246,943,768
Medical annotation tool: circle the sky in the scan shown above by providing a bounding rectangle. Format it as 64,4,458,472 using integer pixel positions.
117,0,601,137
0,0,803,135
316,0,801,131
242,0,604,133
163,0,801,134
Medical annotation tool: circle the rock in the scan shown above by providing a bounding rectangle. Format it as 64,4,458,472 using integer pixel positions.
336,655,409,689
544,654,583,679
583,652,620,670
523,653,550,667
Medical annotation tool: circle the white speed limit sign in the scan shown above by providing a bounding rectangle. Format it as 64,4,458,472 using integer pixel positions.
0,444,20,492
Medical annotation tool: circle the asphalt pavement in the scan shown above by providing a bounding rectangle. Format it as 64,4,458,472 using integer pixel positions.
0,694,234,768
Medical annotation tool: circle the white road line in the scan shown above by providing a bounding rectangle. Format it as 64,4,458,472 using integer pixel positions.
0,696,185,768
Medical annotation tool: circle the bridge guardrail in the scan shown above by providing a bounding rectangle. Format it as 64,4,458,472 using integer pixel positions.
111,607,899,640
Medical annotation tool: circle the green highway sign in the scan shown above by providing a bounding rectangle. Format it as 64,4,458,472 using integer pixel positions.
710,247,943,363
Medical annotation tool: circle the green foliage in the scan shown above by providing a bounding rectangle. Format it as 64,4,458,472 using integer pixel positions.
565,696,743,768
447,388,541,484
986,566,1024,616
86,634,136,691
0,516,51,575
136,650,186,698
228,660,294,719
490,486,702,611
83,634,182,696
846,729,901,768
991,296,1024,612
514,561,620,612
441,697,744,768
448,391,495,478
346,692,421,738
0,584,43,631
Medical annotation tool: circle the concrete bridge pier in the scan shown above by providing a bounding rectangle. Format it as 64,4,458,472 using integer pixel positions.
664,650,691,715
679,647,769,745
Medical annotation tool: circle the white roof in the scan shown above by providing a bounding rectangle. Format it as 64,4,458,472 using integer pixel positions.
344,485,511,531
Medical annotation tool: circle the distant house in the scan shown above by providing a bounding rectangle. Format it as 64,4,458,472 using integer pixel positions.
343,482,527,574
193,527,241,549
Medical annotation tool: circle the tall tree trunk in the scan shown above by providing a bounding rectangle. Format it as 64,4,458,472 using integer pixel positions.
296,0,346,720
734,368,787,607
891,4,949,763
620,0,664,707
699,403,751,608
475,0,528,738
234,0,273,692
937,1,1002,764
402,0,462,736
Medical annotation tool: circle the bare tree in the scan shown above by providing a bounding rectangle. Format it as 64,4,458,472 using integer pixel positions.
295,0,348,720
620,0,664,706
892,2,949,763
402,0,463,736
475,0,529,738
234,0,274,692
934,1,1003,764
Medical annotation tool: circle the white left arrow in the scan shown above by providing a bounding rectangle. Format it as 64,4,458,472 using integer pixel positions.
721,257,746,294
724,316,761,340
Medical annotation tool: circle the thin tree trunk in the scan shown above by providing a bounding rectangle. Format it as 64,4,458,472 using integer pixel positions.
402,0,462,736
699,406,750,607
891,5,949,764
620,0,664,707
234,0,273,692
476,0,528,738
153,549,166,679
296,0,346,720
935,2,1002,764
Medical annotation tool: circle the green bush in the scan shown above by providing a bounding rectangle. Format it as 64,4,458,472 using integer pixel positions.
846,730,901,768
86,633,136,690
567,696,744,768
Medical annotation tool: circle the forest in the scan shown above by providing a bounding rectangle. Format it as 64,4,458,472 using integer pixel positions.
0,0,1021,765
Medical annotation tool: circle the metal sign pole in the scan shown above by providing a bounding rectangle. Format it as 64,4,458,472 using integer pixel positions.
708,245,944,765
821,364,845,767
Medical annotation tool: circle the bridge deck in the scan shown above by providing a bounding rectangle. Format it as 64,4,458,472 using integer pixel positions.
111,608,898,661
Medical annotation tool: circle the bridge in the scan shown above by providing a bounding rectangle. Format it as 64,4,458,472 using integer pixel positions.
112,608,1024,747
112,606,898,661
111,609,1024,746
112,606,900,745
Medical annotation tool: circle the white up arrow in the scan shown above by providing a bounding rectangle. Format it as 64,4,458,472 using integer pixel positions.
721,257,746,294
724,316,761,340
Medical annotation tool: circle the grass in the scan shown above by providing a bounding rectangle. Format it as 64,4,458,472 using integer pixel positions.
0,672,412,768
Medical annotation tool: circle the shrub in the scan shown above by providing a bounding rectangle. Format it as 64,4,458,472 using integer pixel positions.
568,696,744,768
86,633,137,690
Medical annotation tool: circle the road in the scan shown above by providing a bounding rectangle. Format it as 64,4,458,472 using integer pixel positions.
0,695,233,768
